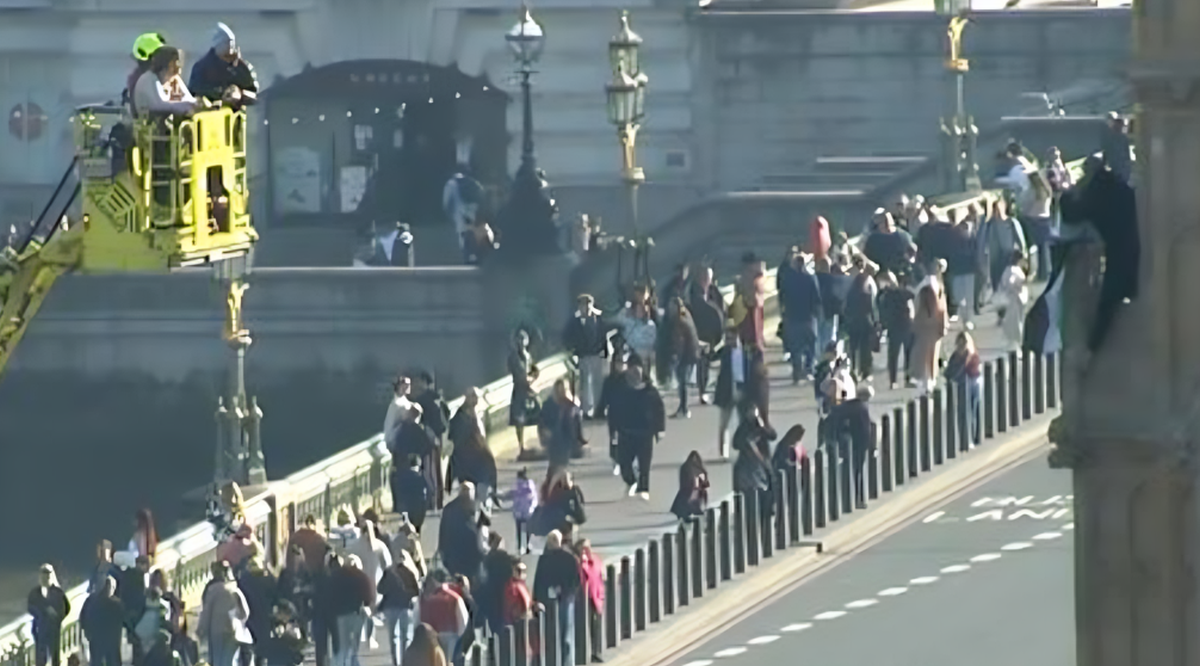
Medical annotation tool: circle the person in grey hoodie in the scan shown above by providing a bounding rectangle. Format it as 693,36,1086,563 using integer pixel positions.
198,561,251,666
980,198,1027,303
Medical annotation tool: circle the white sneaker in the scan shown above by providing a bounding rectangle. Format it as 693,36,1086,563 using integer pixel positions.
638,492,650,501
613,464,621,476
719,443,730,460
627,484,638,497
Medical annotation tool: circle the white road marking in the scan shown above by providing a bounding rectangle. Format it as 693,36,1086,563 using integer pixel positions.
781,623,812,632
1001,541,1034,551
747,635,780,645
1062,522,1075,530
910,576,939,585
845,599,879,609
922,510,946,523
941,564,971,573
970,552,1002,562
878,587,908,597
813,610,848,620
1033,531,1063,540
713,647,747,658
681,661,714,666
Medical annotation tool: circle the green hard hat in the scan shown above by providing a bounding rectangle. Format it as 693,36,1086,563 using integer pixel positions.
132,32,166,61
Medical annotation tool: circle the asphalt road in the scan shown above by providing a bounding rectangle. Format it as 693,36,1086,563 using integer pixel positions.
660,449,1074,666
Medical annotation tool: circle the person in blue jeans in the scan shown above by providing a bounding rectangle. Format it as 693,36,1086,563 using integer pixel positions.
943,331,983,445
532,530,582,666
779,250,822,382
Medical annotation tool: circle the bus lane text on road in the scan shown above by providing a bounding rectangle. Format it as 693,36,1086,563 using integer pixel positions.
921,495,1074,525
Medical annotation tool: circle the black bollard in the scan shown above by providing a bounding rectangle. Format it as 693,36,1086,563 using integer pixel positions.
515,618,531,666
879,415,893,493
574,587,589,666
983,360,995,439
676,526,690,606
704,508,719,588
619,557,632,640
690,518,704,598
867,422,880,500
785,465,801,543
892,407,906,486
1021,351,1033,421
745,491,761,566
604,564,619,649
1046,351,1058,409
906,399,919,477
799,457,815,536
647,541,662,623
732,494,747,574
838,437,853,515
471,641,484,666
1033,352,1045,414
498,629,514,666
633,549,647,631
812,449,827,529
777,472,787,549
825,439,841,522
918,394,932,472
544,599,560,666
761,492,775,559
718,500,733,580
995,357,1008,434
496,628,511,666
944,383,957,458
662,533,676,615
932,388,944,465
1008,350,1020,427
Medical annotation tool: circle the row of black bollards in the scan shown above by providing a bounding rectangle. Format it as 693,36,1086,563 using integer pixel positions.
480,349,1061,666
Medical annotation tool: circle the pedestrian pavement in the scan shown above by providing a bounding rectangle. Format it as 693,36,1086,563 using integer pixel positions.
356,304,1020,665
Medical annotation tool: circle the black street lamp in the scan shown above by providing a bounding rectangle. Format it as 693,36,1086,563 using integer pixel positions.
497,4,560,257
605,11,652,291
939,4,980,192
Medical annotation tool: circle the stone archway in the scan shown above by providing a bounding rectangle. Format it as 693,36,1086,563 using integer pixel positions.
262,60,508,233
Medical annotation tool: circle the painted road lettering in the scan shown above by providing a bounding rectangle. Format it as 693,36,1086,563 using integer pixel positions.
922,495,1073,524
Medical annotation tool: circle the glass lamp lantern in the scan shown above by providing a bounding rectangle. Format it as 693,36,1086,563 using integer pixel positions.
506,5,545,68
608,11,642,78
605,64,638,126
632,71,648,122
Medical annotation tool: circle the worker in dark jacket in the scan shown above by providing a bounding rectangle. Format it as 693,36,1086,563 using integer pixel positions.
189,23,258,109
608,362,666,500
80,578,125,666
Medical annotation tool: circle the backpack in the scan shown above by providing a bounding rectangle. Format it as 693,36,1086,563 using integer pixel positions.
456,175,484,206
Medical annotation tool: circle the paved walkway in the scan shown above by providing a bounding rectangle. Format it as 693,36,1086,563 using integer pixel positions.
351,305,1019,665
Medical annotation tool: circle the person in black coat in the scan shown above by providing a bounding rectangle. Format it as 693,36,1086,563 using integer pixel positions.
479,533,513,632
531,531,583,666
410,371,450,507
310,553,341,666
438,484,486,583
594,354,628,471
390,454,429,534
876,271,915,389
731,404,776,530
779,250,822,382
669,451,710,521
826,386,875,509
120,557,150,661
607,362,667,499
238,560,279,666
447,392,499,508
28,564,70,666
80,577,124,666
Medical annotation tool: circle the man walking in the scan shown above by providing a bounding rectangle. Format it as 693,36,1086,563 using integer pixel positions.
608,362,666,500
563,294,608,418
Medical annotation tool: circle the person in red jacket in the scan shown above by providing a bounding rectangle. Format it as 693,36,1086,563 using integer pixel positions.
808,216,832,263
575,540,606,664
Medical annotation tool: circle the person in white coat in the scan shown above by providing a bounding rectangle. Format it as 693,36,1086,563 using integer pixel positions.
999,250,1029,350
349,520,392,650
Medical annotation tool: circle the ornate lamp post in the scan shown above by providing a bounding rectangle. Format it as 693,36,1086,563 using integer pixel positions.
212,255,266,488
606,11,652,291
497,4,560,256
938,3,980,192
